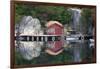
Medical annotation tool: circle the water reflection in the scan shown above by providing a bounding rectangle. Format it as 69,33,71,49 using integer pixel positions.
63,39,94,63
24,39,94,64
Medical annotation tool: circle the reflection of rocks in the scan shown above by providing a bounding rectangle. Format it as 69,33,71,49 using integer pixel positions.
15,16,43,60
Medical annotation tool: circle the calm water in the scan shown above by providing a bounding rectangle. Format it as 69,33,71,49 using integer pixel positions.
27,40,94,64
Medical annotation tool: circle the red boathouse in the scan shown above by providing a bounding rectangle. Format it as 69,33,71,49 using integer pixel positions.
45,21,64,55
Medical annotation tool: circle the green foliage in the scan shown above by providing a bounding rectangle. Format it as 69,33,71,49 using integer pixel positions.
15,4,72,25
15,51,73,65
80,8,94,34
